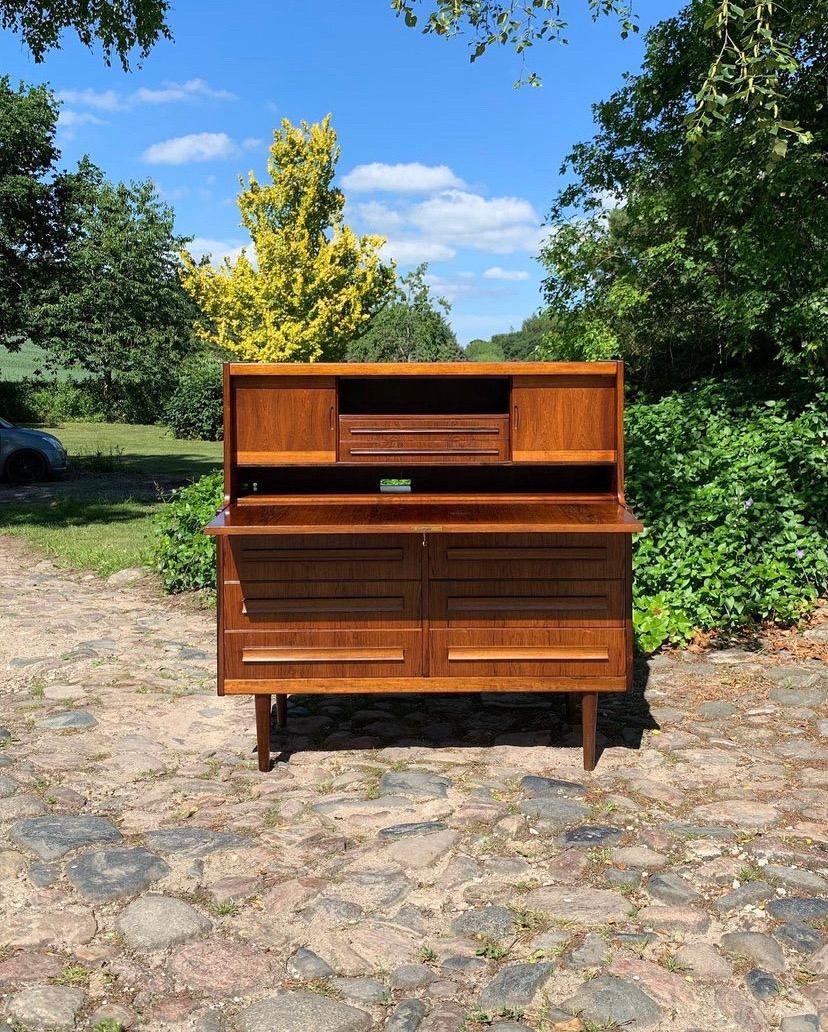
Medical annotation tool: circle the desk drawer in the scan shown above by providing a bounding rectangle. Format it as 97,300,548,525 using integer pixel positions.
339,415,509,464
429,534,624,580
224,630,422,679
224,534,421,582
225,580,420,630
430,580,623,628
430,628,624,677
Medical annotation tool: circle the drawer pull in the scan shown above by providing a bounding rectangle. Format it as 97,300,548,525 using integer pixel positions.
242,597,405,615
242,548,402,562
349,427,501,435
447,596,608,613
350,448,501,457
242,646,406,664
445,547,606,561
447,646,609,662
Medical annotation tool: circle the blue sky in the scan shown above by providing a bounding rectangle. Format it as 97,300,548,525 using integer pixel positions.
0,1,680,344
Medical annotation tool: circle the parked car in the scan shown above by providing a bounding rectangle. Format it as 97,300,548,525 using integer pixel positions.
0,417,68,483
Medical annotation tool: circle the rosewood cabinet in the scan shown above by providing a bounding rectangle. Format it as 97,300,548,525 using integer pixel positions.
206,362,642,771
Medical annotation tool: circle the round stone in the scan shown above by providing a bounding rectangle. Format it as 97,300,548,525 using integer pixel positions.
562,975,661,1029
36,711,98,730
767,897,828,922
745,968,781,1001
451,905,517,940
6,986,84,1032
520,797,590,827
286,947,334,980
117,895,212,949
66,846,170,901
236,991,371,1032
560,825,623,847
9,815,121,861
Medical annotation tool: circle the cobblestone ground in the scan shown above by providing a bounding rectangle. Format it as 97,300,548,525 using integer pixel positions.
0,534,826,1032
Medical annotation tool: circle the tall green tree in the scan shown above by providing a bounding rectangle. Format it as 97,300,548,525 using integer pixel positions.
538,0,827,388
37,172,196,419
1,0,170,68
0,76,85,354
348,264,463,362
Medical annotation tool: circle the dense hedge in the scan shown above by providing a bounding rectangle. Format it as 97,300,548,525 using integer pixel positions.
153,374,828,651
627,375,828,650
163,358,223,441
0,375,175,424
152,471,223,593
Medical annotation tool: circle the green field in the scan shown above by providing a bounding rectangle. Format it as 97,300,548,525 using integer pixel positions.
0,340,86,382
0,422,222,576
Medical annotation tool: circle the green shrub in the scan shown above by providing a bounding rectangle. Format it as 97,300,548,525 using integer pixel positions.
0,378,102,422
152,472,223,593
27,381,106,422
0,375,173,425
628,375,828,651
163,359,223,441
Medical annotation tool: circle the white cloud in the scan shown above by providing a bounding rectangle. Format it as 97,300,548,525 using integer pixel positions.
58,109,105,129
133,79,237,104
483,266,531,281
354,200,405,231
142,132,237,165
381,238,456,264
59,79,236,112
242,137,264,151
58,88,121,112
409,190,541,254
342,162,465,194
188,237,250,266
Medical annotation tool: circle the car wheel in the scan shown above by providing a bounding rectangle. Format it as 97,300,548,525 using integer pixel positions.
5,449,49,484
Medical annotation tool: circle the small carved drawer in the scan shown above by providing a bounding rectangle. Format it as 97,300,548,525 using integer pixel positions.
224,630,423,679
430,580,624,629
224,534,421,583
338,414,509,464
429,533,625,581
429,627,625,677
224,580,421,630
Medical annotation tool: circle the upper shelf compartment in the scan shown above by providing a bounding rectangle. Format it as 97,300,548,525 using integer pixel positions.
338,376,510,415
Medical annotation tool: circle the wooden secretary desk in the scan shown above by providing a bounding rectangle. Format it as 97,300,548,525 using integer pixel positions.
205,362,642,771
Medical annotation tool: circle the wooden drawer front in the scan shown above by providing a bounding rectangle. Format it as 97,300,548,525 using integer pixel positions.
224,630,422,679
429,534,624,580
225,581,420,630
431,580,623,629
339,415,509,464
224,534,420,582
430,628,624,677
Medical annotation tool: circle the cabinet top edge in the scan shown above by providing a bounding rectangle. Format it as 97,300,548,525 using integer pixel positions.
226,362,621,377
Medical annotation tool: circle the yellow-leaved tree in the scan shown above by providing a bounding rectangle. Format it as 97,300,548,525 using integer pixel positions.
180,116,394,362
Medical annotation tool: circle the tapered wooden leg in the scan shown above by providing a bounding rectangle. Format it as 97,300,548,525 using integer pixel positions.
564,692,580,724
582,692,598,772
255,694,272,772
274,693,287,728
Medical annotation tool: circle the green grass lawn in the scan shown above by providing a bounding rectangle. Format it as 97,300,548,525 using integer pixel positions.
37,422,222,475
0,422,222,577
1,495,162,576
